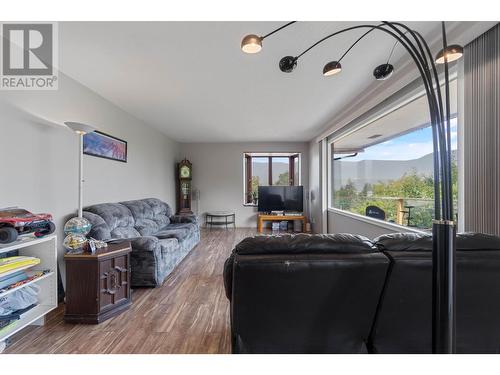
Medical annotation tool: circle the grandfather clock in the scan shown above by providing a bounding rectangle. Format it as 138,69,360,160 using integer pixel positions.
177,159,193,214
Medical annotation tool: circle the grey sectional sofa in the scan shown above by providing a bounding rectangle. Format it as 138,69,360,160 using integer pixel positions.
82,198,200,287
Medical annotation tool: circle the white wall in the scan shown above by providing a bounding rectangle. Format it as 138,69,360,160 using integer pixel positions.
0,72,179,283
180,142,309,228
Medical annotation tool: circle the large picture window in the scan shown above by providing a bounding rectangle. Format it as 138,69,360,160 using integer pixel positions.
244,153,301,205
329,80,458,230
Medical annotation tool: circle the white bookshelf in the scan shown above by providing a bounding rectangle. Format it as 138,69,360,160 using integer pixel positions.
0,235,58,351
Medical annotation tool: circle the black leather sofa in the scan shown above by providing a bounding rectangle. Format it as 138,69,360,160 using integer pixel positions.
223,232,500,354
370,232,500,354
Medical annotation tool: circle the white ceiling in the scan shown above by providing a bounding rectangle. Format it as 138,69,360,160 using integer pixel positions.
58,21,496,143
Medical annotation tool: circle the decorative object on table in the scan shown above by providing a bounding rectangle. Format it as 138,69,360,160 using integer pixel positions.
64,122,97,251
177,158,193,214
0,208,55,245
241,21,462,353
87,237,107,253
64,217,91,236
206,211,236,229
64,241,132,324
83,130,127,163
62,233,88,254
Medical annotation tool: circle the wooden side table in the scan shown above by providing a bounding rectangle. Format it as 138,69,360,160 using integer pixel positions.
64,241,132,324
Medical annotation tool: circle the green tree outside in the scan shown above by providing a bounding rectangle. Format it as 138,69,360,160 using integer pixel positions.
333,163,458,229
274,171,289,186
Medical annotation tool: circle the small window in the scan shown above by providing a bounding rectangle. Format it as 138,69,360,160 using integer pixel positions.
244,153,300,205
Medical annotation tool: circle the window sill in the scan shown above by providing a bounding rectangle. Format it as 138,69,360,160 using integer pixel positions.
243,203,257,207
327,207,427,234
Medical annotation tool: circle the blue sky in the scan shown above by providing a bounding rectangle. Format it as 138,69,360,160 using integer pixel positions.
340,118,458,161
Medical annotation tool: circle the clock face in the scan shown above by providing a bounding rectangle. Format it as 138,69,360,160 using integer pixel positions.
180,165,191,178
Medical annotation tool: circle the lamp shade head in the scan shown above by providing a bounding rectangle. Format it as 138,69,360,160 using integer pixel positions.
241,34,262,54
323,61,342,76
373,63,394,80
64,122,96,135
435,44,463,64
279,56,298,73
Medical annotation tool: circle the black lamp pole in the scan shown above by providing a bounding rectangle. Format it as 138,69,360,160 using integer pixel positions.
241,21,462,353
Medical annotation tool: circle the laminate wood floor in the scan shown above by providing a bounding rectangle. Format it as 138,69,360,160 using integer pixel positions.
5,228,256,354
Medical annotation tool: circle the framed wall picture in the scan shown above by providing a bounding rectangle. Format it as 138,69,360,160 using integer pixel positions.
83,131,127,163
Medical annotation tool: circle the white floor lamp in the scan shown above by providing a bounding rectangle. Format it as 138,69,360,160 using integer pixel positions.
64,122,96,217
63,122,96,252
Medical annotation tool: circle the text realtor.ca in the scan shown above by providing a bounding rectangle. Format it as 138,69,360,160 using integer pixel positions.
1,23,58,90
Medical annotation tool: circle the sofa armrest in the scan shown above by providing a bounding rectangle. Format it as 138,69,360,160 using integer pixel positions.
170,214,199,225
223,253,235,301
130,236,160,252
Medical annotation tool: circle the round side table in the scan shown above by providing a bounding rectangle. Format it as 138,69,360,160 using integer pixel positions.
206,211,236,230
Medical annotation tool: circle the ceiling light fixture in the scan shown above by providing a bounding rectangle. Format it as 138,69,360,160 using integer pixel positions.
323,61,342,76
279,56,298,73
241,34,262,54
435,44,464,64
241,21,297,54
373,63,394,80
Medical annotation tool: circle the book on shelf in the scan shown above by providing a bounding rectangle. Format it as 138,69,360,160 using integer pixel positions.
0,256,40,276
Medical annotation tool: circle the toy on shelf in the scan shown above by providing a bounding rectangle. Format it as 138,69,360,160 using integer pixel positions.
0,208,55,245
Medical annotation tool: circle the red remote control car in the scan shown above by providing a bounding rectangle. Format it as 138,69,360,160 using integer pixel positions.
0,208,55,244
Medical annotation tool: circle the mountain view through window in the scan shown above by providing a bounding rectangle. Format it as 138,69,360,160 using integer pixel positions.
332,119,458,230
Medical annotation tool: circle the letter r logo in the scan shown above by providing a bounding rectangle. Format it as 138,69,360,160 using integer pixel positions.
2,24,53,75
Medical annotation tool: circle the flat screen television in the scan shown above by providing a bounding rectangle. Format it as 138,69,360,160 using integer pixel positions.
257,186,303,213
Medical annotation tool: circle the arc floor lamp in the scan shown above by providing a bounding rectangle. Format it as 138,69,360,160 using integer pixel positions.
242,21,463,354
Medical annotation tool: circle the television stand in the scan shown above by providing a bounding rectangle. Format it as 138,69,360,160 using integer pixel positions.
257,214,308,233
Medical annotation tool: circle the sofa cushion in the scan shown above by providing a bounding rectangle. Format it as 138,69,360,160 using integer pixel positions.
161,222,198,232
121,198,172,236
83,211,112,240
83,202,139,239
234,233,376,255
456,232,500,250
374,233,432,251
155,228,191,241
158,237,179,255
374,232,500,252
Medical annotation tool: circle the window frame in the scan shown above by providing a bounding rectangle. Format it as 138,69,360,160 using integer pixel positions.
243,152,301,206
326,76,462,232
